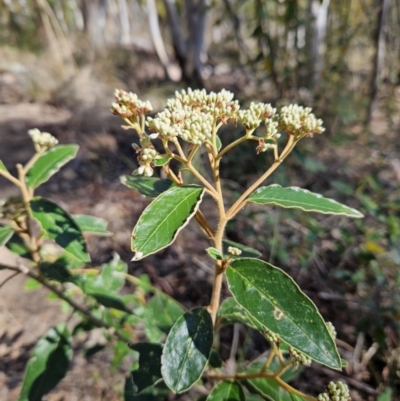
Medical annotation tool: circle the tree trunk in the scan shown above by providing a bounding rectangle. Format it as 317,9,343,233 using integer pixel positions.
162,0,208,86
367,0,390,123
306,0,330,87
119,0,130,45
81,0,107,52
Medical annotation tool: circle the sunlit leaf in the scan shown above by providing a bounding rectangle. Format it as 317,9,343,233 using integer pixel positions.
248,184,363,217
18,324,72,401
26,145,79,188
72,214,112,236
120,175,175,198
207,247,223,260
226,258,341,369
131,186,204,260
161,307,213,393
206,381,245,401
30,197,89,262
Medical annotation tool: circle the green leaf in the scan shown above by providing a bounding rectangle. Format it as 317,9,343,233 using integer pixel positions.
121,175,175,198
245,375,292,401
30,197,90,263
0,159,9,173
161,307,213,393
0,225,14,247
127,382,171,401
209,350,222,368
91,293,130,311
223,240,262,258
131,186,204,260
377,388,393,401
247,358,302,386
248,184,363,218
124,375,136,401
145,292,185,332
6,233,32,259
226,258,341,369
341,358,348,367
24,278,41,291
26,145,79,188
18,324,72,401
72,214,112,236
79,253,127,293
40,258,74,283
290,394,308,401
129,343,163,394
216,135,222,152
218,297,257,329
206,381,245,401
207,247,223,260
153,156,171,166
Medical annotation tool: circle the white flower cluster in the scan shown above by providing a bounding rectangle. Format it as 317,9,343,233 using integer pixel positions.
133,147,159,177
111,89,153,121
326,322,337,340
147,88,240,145
238,102,276,130
289,347,311,367
28,128,58,151
278,104,325,139
256,140,277,153
132,136,160,177
227,246,242,256
265,119,280,140
318,381,351,401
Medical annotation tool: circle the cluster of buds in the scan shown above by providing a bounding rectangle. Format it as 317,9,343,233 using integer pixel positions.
256,139,277,154
28,128,58,152
326,322,337,340
227,246,242,256
174,88,240,123
289,347,311,367
132,136,160,177
278,104,325,139
147,89,240,145
111,88,326,177
318,381,351,401
111,89,153,124
238,102,276,130
264,328,280,346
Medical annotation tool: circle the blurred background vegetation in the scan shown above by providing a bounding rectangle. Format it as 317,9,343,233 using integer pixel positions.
0,0,399,400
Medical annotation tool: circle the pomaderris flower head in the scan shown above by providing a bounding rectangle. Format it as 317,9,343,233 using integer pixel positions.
111,89,153,124
28,128,58,152
278,104,325,139
318,381,351,401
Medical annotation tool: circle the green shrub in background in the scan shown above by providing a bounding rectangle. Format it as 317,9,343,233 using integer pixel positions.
0,88,364,401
